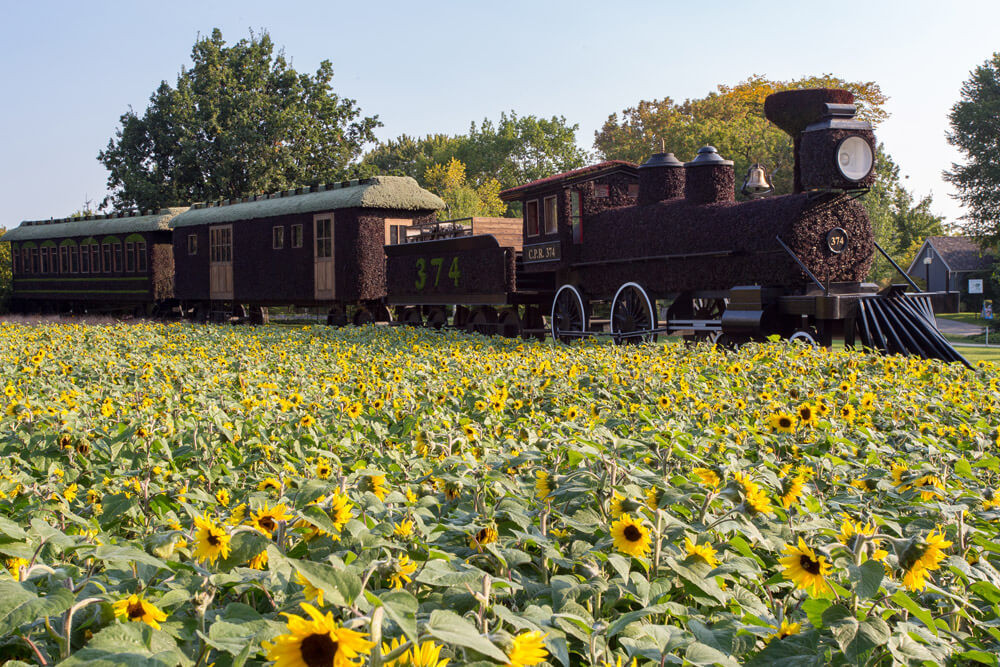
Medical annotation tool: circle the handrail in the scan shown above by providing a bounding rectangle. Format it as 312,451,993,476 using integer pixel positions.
775,236,826,293
872,240,923,292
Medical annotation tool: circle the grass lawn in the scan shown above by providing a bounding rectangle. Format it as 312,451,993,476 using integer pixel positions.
938,312,993,326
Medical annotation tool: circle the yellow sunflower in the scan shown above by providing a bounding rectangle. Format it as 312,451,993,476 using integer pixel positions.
796,403,817,427
505,631,548,667
112,593,167,630
329,492,354,532
215,488,230,506
393,519,415,539
610,514,651,558
193,515,231,564
469,526,499,552
911,474,944,501
296,571,324,606
258,477,282,493
768,412,797,433
363,474,388,501
779,537,833,596
766,618,801,642
346,402,363,419
250,502,294,539
534,470,554,500
684,536,719,567
780,475,806,509
900,527,952,592
692,467,721,490
389,555,417,589
264,603,374,667
316,460,334,479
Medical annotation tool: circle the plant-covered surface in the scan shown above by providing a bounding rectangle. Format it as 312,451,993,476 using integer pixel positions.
1,322,999,666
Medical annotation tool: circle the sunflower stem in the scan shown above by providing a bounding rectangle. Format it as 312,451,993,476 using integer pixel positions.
652,510,663,578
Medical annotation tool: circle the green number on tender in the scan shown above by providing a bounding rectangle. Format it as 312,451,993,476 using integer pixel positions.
415,258,426,291
430,257,443,286
449,257,461,286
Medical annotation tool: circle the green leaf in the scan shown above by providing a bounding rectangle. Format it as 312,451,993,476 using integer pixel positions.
0,580,75,636
293,558,362,607
60,622,190,666
801,598,831,629
958,649,999,665
100,494,137,530
685,641,739,666
745,630,823,667
425,610,508,662
367,589,418,642
955,458,974,478
688,618,735,654
29,518,74,548
891,590,938,636
217,530,271,570
849,560,884,599
0,516,27,540
93,545,167,570
606,603,672,638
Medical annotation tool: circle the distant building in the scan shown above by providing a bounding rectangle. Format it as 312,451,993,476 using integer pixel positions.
907,236,995,301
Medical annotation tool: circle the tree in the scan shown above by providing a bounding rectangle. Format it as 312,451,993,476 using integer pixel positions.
363,112,590,192
423,158,506,219
944,52,1000,245
865,147,944,284
594,74,888,197
98,29,380,211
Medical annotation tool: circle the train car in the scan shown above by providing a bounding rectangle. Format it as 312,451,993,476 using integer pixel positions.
4,208,185,316
168,176,444,324
384,163,641,337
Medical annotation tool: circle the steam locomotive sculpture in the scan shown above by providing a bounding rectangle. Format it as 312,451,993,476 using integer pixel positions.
3,88,967,365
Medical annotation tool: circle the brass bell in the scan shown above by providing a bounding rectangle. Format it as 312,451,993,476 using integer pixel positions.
742,163,773,198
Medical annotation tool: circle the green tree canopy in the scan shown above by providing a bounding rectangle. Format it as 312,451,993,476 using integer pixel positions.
594,74,888,196
362,111,590,193
944,51,1000,246
0,229,11,312
423,158,506,220
865,147,944,284
98,29,381,211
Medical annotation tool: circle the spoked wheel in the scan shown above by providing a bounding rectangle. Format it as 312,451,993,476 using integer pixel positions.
684,297,727,344
353,307,374,326
498,308,522,338
425,307,448,329
249,306,270,326
610,282,658,344
789,329,819,347
551,285,587,344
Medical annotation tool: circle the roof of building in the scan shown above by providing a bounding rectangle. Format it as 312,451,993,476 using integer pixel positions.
2,207,188,242
499,161,639,200
170,176,444,229
908,236,997,274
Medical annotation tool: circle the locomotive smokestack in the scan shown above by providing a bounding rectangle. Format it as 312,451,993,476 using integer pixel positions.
638,152,685,205
764,88,874,193
684,146,735,205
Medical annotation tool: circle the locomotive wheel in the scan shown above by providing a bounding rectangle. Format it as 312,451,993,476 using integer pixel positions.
498,308,522,338
521,306,546,342
401,307,423,327
373,304,393,324
551,285,587,344
789,329,819,347
249,306,269,326
353,307,374,326
425,307,448,329
467,307,499,335
610,282,658,344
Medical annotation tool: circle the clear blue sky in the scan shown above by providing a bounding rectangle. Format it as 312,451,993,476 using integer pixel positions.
2,0,998,228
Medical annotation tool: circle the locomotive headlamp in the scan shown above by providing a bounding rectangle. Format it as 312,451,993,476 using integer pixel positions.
835,136,874,181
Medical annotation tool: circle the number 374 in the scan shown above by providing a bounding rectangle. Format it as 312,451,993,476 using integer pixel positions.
415,257,461,290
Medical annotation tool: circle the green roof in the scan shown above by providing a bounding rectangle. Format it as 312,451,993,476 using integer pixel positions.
3,208,187,242
170,176,445,229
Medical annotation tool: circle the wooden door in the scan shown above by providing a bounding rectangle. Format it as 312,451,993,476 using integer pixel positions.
209,225,233,300
314,215,334,300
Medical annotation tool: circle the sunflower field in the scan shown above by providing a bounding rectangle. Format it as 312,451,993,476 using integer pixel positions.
1,321,1000,667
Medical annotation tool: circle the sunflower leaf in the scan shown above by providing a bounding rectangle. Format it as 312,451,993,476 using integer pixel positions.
425,609,508,662
293,558,362,607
